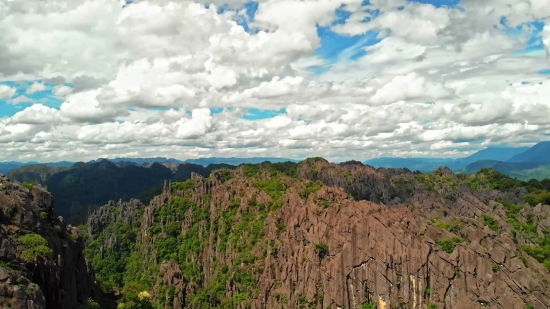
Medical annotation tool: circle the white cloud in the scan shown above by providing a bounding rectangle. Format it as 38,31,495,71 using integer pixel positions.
10,104,60,125
0,84,16,99
52,85,73,97
10,95,32,105
176,108,213,139
369,72,454,105
59,90,129,123
0,0,549,162
544,24,550,62
26,82,46,94
333,3,451,44
265,115,292,129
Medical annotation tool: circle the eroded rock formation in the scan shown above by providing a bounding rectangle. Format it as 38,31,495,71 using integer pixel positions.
86,161,550,309
0,174,100,309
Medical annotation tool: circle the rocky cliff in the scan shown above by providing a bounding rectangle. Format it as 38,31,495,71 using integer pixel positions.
86,160,550,309
0,174,100,309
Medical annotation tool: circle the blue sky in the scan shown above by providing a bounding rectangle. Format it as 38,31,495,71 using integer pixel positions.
1,0,548,122
0,81,66,117
0,0,549,142
1,0,550,162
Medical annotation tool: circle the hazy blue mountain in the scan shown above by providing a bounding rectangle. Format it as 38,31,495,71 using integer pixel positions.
507,141,550,163
89,157,185,164
466,146,529,162
363,157,461,173
185,157,299,166
0,161,74,175
463,160,550,180
0,162,25,175
364,146,531,173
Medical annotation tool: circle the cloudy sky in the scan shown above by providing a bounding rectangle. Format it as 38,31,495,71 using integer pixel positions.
0,0,549,162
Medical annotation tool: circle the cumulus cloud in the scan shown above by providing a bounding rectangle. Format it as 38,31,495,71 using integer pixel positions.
26,82,46,94
59,90,129,123
0,84,16,99
10,104,60,125
10,95,32,105
544,24,550,61
369,73,454,105
176,108,213,139
333,3,451,44
52,85,73,97
0,0,548,162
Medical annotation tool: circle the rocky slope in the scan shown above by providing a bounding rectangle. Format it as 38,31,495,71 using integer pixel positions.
0,174,100,309
85,160,550,309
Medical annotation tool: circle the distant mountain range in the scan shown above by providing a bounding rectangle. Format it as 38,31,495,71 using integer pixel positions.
2,142,549,224
185,157,299,166
0,161,73,174
364,141,550,180
88,157,185,164
0,157,297,175
507,141,550,163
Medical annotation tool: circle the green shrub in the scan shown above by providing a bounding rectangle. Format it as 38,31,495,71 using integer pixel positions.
314,243,329,258
522,232,550,271
433,219,463,233
252,179,287,200
492,264,499,272
299,181,323,199
78,298,100,309
481,214,499,232
19,234,53,262
361,301,377,309
428,304,437,309
437,237,464,254
22,182,36,191
243,164,259,178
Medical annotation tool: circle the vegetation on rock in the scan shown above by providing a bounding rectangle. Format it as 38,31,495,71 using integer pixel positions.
81,160,550,309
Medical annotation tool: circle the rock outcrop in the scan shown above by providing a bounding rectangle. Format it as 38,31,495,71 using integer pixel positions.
0,174,100,309
86,161,550,309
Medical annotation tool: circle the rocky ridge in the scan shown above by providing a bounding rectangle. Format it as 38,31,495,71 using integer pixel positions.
86,160,550,309
0,174,100,309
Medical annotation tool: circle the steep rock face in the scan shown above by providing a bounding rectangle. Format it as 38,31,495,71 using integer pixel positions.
86,163,550,309
0,174,100,309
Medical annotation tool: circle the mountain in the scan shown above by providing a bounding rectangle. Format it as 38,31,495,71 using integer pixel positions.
7,164,72,183
84,159,550,308
508,141,550,163
0,161,74,175
363,157,461,172
0,174,101,308
364,146,536,173
463,160,550,180
466,146,529,162
89,157,185,164
7,160,236,224
185,157,299,166
0,162,25,174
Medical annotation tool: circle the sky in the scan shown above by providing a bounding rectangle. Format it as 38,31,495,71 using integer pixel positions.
0,0,549,162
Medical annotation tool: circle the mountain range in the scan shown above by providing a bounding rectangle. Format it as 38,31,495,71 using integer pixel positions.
3,141,549,225
2,142,548,181
365,141,550,178
0,157,297,174
7,160,235,224
2,159,550,308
